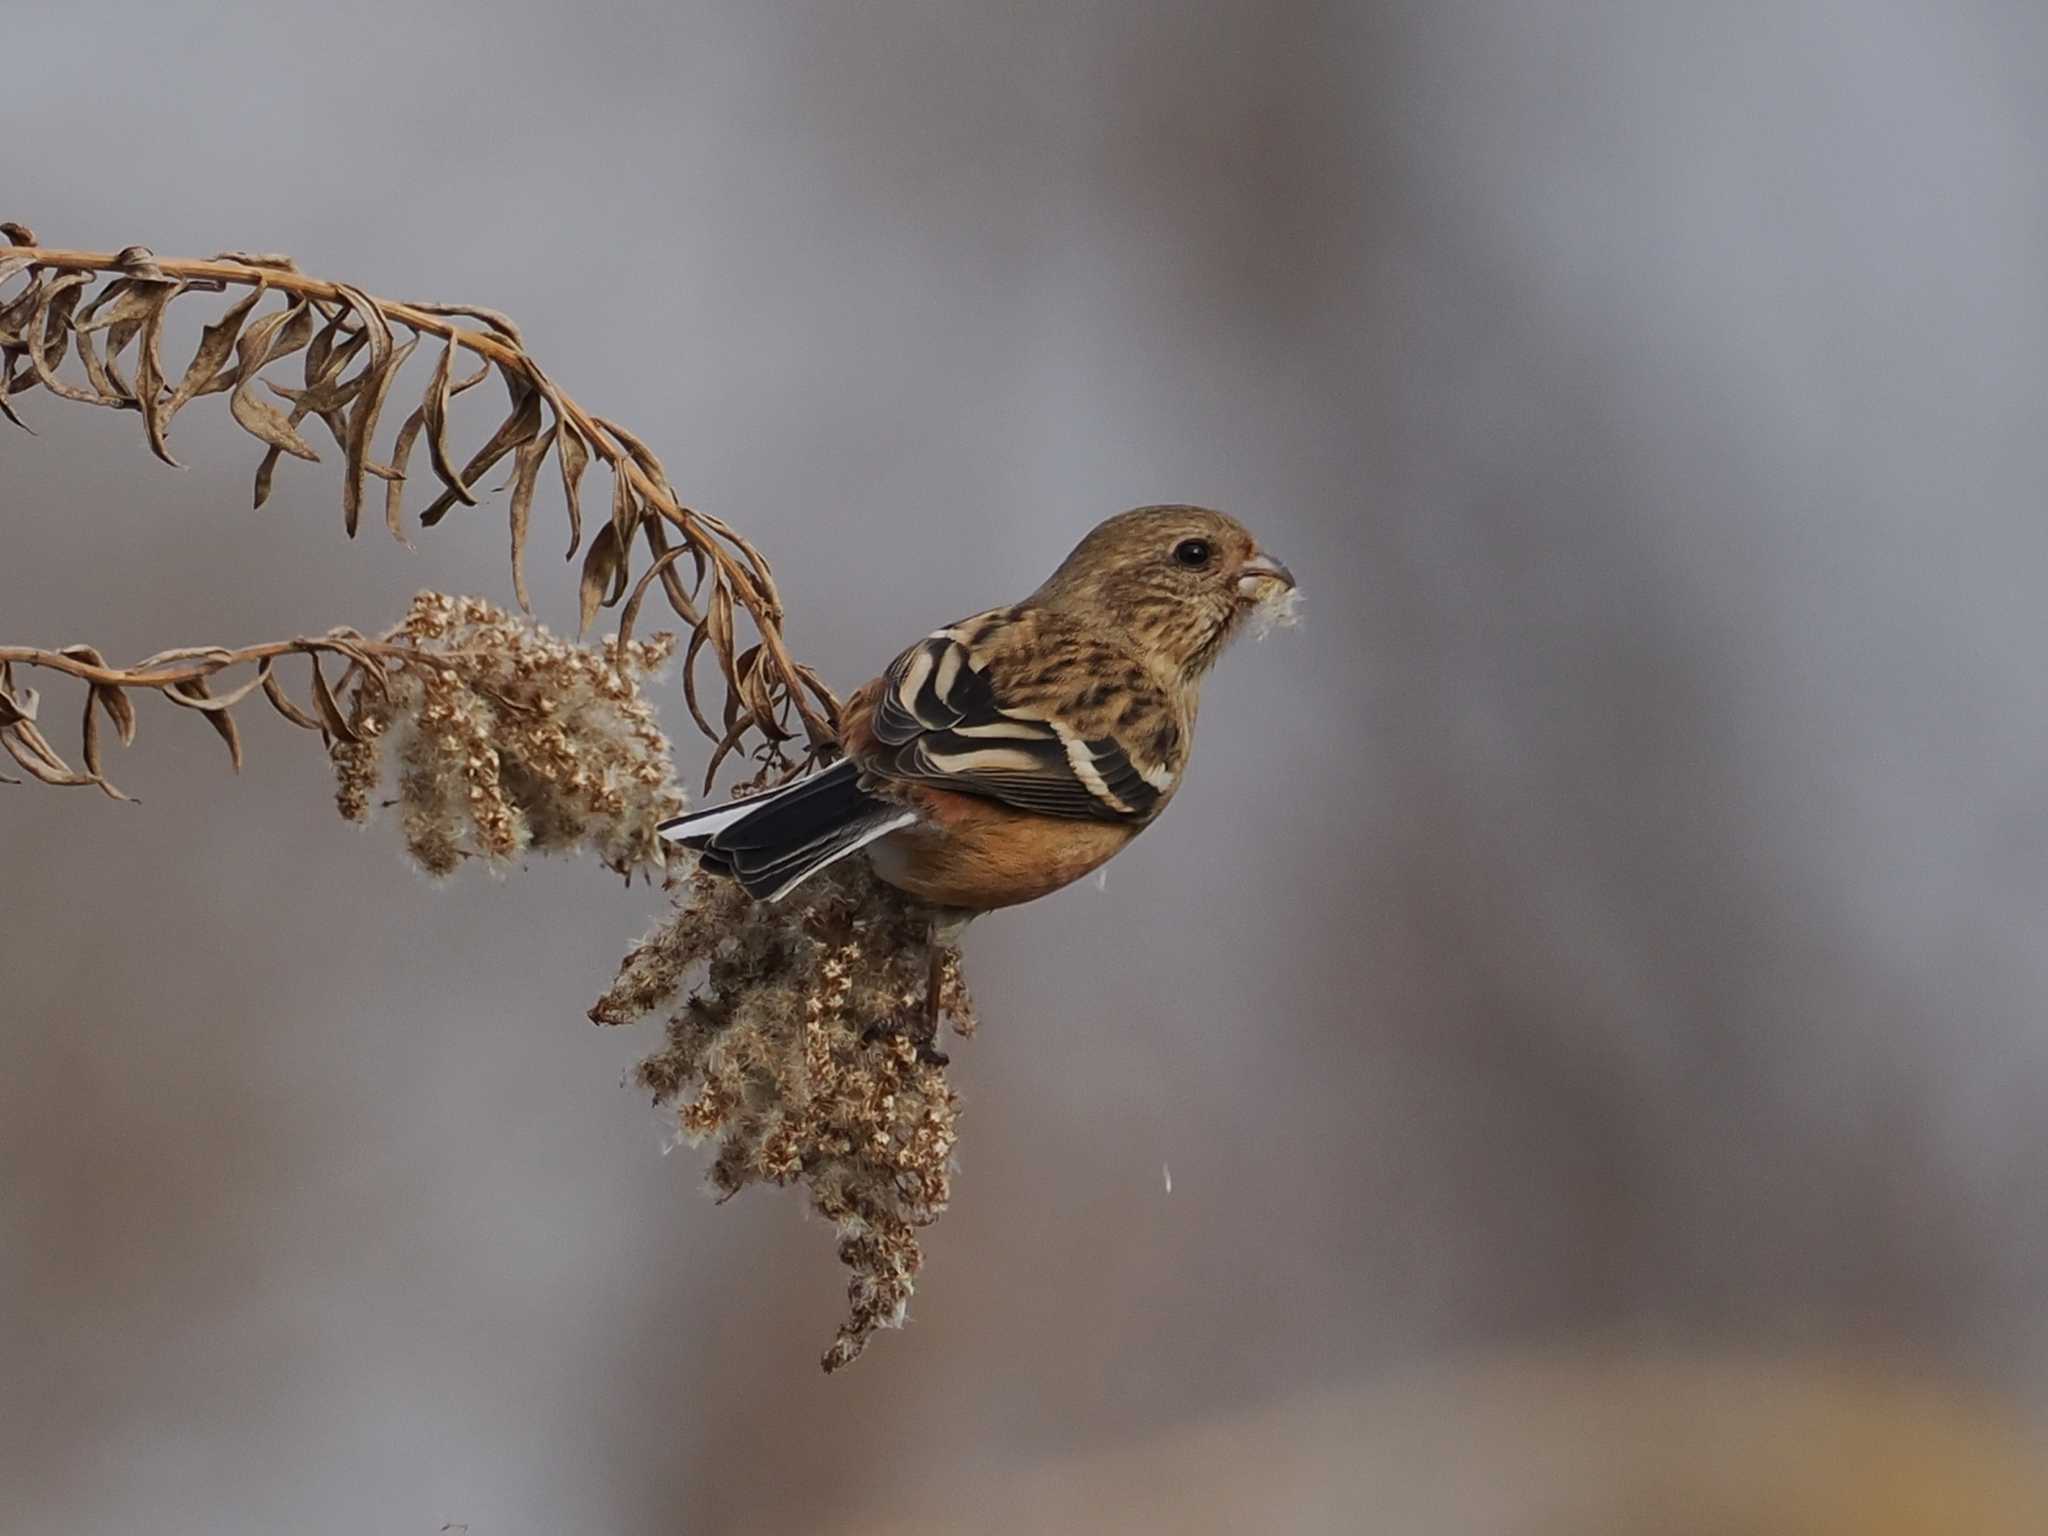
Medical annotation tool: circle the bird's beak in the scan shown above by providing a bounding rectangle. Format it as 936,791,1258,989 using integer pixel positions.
1235,551,1297,598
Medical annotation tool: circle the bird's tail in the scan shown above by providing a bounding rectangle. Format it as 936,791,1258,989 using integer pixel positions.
658,759,916,903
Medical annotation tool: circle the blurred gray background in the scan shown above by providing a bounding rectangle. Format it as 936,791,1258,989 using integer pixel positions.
8,2,2048,1531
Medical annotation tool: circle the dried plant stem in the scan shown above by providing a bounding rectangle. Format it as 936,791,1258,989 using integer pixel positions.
24,249,529,361
2,225,842,789
0,636,414,692
2,627,435,795
19,248,784,635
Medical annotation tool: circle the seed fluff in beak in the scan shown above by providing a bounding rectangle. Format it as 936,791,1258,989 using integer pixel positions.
1237,551,1304,637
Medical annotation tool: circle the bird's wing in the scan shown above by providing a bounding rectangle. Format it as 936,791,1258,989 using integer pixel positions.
863,609,1180,823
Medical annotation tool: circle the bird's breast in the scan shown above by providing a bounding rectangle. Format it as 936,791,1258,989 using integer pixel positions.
866,787,1138,910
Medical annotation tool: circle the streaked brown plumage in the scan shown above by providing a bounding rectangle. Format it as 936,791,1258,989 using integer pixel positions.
663,505,1297,912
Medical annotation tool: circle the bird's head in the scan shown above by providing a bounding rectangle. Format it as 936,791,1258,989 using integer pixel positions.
1033,505,1300,679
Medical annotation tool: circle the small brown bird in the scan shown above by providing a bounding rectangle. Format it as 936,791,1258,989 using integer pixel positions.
661,505,1298,914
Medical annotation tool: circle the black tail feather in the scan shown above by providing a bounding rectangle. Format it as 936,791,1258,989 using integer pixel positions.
663,760,913,902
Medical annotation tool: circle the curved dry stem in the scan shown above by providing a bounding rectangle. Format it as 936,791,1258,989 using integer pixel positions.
0,632,403,795
0,220,841,791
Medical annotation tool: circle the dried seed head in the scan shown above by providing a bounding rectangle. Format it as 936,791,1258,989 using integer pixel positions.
332,592,684,876
593,860,974,1371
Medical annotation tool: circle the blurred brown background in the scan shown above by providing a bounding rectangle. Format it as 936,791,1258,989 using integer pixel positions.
8,2,2048,1531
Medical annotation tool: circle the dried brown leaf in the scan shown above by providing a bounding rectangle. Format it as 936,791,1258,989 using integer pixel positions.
131,644,235,668
229,300,324,492
0,672,39,727
96,681,138,747
134,280,186,465
0,354,31,430
507,422,557,613
0,273,46,347
680,627,717,743
331,284,393,370
556,411,590,559
211,250,299,271
24,272,100,405
608,458,642,548
384,404,427,544
306,654,358,742
591,415,680,503
388,346,492,536
401,300,524,347
260,667,324,731
640,517,706,629
190,295,308,398
166,676,245,771
112,245,166,281
4,729,89,786
700,709,751,788
73,277,168,337
420,336,478,508
417,363,541,528
164,281,263,422
159,667,274,712
302,303,348,385
578,523,627,638
233,380,320,473
265,369,365,418
73,320,132,406
341,331,418,538
706,582,740,700
618,547,693,658
79,685,132,800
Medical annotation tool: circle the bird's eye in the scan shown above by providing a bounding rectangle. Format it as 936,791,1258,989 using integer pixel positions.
1172,538,1213,568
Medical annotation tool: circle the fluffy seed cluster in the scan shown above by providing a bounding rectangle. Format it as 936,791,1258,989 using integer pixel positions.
331,592,684,876
592,859,976,1372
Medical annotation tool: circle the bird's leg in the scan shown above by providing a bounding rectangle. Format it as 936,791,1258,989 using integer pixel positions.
917,917,950,1067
